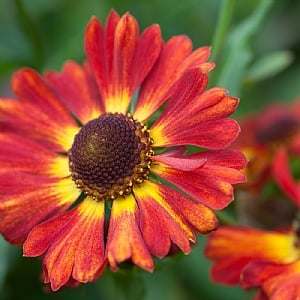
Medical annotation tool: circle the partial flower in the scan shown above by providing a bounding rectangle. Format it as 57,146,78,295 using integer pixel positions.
205,226,300,300
232,100,300,193
0,10,246,291
205,148,300,300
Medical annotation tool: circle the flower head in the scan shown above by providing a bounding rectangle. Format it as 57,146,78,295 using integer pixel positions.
205,226,300,300
232,100,300,193
205,148,300,300
0,10,246,290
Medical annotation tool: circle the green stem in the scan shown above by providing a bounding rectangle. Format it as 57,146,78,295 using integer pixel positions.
210,0,236,63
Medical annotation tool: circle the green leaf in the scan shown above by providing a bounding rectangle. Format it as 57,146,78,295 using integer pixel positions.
245,50,294,82
213,0,274,96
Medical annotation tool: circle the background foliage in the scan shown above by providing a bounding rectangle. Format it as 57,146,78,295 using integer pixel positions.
0,0,300,299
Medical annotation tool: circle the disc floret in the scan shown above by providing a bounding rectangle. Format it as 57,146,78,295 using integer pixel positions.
69,113,153,201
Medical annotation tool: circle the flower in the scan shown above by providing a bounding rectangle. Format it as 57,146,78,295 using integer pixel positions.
204,148,300,299
231,100,300,193
205,226,300,300
0,10,246,291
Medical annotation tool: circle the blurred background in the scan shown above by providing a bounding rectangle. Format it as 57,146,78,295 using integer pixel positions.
0,0,300,299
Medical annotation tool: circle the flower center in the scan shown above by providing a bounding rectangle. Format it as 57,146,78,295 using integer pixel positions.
68,113,153,201
255,116,299,144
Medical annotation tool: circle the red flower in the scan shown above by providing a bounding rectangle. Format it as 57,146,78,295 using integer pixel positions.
205,226,300,300
0,10,246,290
205,148,300,299
232,100,300,192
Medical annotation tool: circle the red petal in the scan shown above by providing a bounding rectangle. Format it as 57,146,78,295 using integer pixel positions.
134,38,212,122
153,154,207,171
134,182,193,257
272,147,300,207
46,61,103,124
205,226,298,286
105,10,121,74
242,261,300,299
85,13,161,113
0,132,68,177
24,198,106,291
150,69,240,149
106,194,154,272
12,69,76,126
152,150,246,210
84,17,107,101
0,173,79,244
210,256,254,285
185,150,247,184
134,181,217,258
268,273,300,300
189,149,247,169
0,98,78,152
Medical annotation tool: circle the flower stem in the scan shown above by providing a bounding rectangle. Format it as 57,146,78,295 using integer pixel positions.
210,0,236,63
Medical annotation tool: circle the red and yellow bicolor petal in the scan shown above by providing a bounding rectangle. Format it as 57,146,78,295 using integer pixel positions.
134,180,217,258
204,226,299,285
0,99,77,153
133,35,213,122
23,197,106,291
46,61,104,124
0,132,69,177
106,194,154,272
85,11,162,114
242,260,300,299
0,173,79,244
272,147,300,207
150,68,240,149
152,150,246,210
0,69,80,153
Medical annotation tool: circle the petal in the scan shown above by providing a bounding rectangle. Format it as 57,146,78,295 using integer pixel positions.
272,147,300,207
46,61,104,124
205,226,298,285
242,260,300,300
0,132,69,177
209,256,255,285
189,149,247,169
134,37,212,122
24,197,106,291
0,173,79,244
152,150,246,210
105,10,121,72
106,194,154,272
270,273,300,300
0,98,78,152
242,261,287,288
185,150,247,184
134,180,217,258
12,68,76,125
85,13,161,113
152,119,240,149
152,154,207,171
271,269,300,300
205,226,297,262
112,21,161,111
150,69,240,149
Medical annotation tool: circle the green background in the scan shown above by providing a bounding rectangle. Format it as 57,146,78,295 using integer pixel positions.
0,0,300,299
